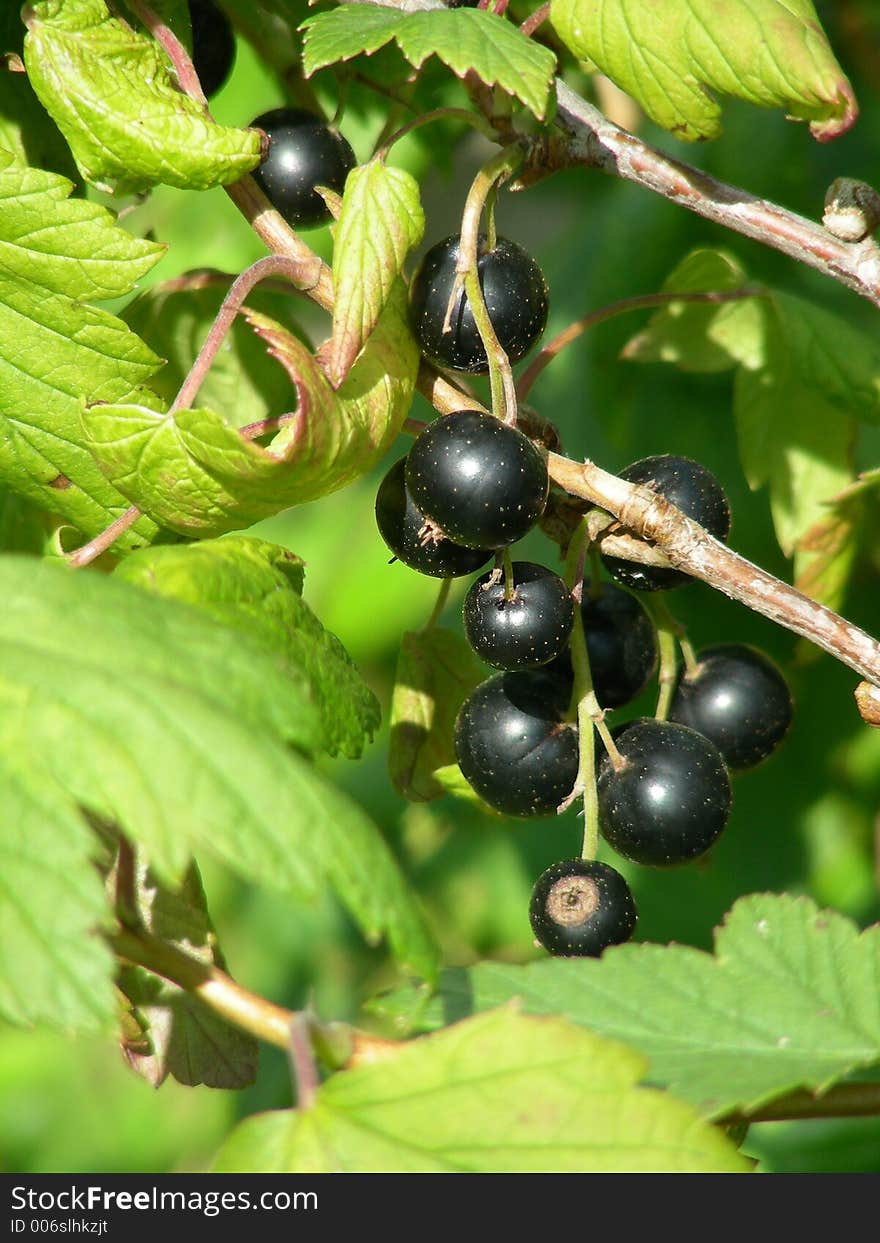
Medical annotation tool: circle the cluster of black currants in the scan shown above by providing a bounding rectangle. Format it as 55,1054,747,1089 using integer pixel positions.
379,432,794,963
191,12,795,968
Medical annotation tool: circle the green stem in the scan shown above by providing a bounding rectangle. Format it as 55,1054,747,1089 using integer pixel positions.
422,578,452,631
375,108,497,160
564,521,600,856
501,549,515,601
653,623,678,722
455,146,525,425
648,597,696,719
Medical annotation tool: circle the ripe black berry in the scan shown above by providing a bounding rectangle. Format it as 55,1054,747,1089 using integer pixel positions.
529,858,637,956
463,562,574,671
375,458,493,578
408,235,549,374
597,719,732,866
454,670,578,817
189,0,236,99
405,411,548,549
670,643,793,769
548,580,658,708
249,107,356,230
602,455,731,592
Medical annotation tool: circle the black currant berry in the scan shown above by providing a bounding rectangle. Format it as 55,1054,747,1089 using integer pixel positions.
529,859,637,957
249,107,356,230
454,670,578,817
189,0,236,99
597,719,732,866
375,458,493,578
548,580,658,708
670,643,793,770
602,455,731,592
405,411,548,550
408,235,549,374
464,563,574,671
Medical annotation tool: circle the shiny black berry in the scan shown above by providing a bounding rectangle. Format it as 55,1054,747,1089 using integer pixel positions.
250,107,356,229
189,0,236,98
529,859,637,956
670,644,793,770
548,580,658,708
455,670,578,817
602,455,731,592
464,563,574,671
405,411,548,549
597,719,732,866
408,235,549,374
375,458,493,578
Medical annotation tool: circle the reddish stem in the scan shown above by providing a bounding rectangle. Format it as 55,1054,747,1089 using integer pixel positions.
516,288,759,400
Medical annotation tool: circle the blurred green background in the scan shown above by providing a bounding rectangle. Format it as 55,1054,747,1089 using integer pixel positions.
2,0,879,1175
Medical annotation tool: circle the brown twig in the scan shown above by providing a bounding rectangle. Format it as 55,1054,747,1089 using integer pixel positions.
550,454,880,685
110,928,298,1050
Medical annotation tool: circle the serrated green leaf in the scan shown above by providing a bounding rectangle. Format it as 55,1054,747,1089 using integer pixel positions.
0,753,115,1033
0,557,437,981
115,536,381,759
0,269,161,551
82,290,418,536
213,1008,748,1172
329,161,424,386
300,6,556,121
624,249,863,605
387,895,880,1119
0,159,164,299
121,275,311,428
115,858,258,1089
551,0,856,142
389,628,485,802
23,0,261,194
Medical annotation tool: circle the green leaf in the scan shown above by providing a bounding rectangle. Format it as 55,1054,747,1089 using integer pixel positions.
550,0,856,142
0,268,161,552
732,309,855,566
213,1008,748,1172
621,250,756,374
0,68,81,183
82,290,419,537
0,157,164,299
23,0,261,194
389,628,485,802
0,486,60,555
115,536,381,759
121,275,311,428
328,160,424,386
0,558,437,981
624,249,863,606
0,753,115,1033
385,895,880,1119
300,6,557,121
115,858,258,1090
